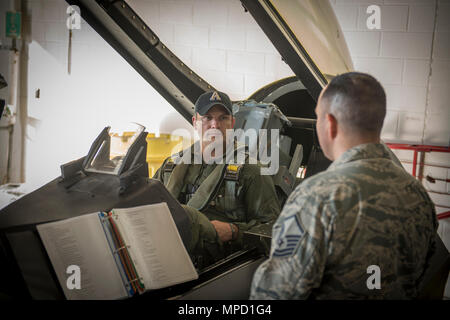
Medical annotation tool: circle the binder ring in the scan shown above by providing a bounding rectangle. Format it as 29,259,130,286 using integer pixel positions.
128,277,144,284
113,245,130,253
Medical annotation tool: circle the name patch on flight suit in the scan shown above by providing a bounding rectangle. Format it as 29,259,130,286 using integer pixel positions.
272,214,304,257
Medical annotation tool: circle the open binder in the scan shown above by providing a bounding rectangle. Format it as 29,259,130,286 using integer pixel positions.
37,202,198,300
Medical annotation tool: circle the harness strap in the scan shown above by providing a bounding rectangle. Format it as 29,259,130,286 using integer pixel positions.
187,164,227,211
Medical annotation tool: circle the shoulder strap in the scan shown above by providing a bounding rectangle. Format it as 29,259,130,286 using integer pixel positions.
223,144,249,202
164,159,190,200
187,162,245,212
225,163,242,197
161,145,191,195
167,143,248,210
162,158,176,184
187,164,227,211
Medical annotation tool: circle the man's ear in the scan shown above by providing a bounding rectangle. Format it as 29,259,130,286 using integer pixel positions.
231,116,235,128
326,113,338,140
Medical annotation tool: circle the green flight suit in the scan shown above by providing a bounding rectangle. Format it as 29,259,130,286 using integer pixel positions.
153,144,281,267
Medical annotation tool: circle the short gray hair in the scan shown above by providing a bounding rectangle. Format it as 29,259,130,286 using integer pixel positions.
321,72,386,136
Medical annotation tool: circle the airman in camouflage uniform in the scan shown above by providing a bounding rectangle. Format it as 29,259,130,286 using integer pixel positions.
250,72,438,299
154,91,280,267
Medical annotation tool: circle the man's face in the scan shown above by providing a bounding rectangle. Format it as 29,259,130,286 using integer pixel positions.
193,104,235,149
315,89,333,160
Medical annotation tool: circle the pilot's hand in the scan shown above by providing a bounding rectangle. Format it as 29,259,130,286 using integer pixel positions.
210,220,237,242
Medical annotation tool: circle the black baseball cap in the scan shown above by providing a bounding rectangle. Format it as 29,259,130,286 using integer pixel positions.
194,90,233,116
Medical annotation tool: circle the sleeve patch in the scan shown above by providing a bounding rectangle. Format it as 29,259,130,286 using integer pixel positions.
273,214,304,257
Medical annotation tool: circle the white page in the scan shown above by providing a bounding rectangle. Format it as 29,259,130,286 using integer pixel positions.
112,202,198,290
37,213,128,300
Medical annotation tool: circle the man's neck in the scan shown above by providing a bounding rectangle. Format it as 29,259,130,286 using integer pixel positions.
332,135,380,161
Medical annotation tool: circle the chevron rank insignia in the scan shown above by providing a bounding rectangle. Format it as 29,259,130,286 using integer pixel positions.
272,214,304,257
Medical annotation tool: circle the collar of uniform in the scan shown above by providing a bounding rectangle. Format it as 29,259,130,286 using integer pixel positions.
327,143,392,171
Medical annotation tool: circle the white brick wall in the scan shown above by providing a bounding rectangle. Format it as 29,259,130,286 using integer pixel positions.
192,47,227,72
403,59,430,86
424,112,450,145
397,112,425,141
353,57,402,84
357,5,409,31
127,0,292,100
264,54,295,79
383,84,428,112
246,27,278,54
381,32,433,58
433,32,450,60
333,0,449,148
227,51,265,75
193,1,228,26
227,0,255,26
160,1,193,25
174,24,209,47
381,110,399,139
209,26,246,51
425,1,450,148
428,86,450,114
423,166,448,193
344,31,381,57
409,5,436,32
436,2,450,32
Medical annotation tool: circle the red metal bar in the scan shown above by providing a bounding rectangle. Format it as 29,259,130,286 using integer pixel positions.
426,175,450,183
412,150,418,178
400,161,450,170
386,143,450,153
386,142,450,180
386,143,450,212
437,211,450,220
